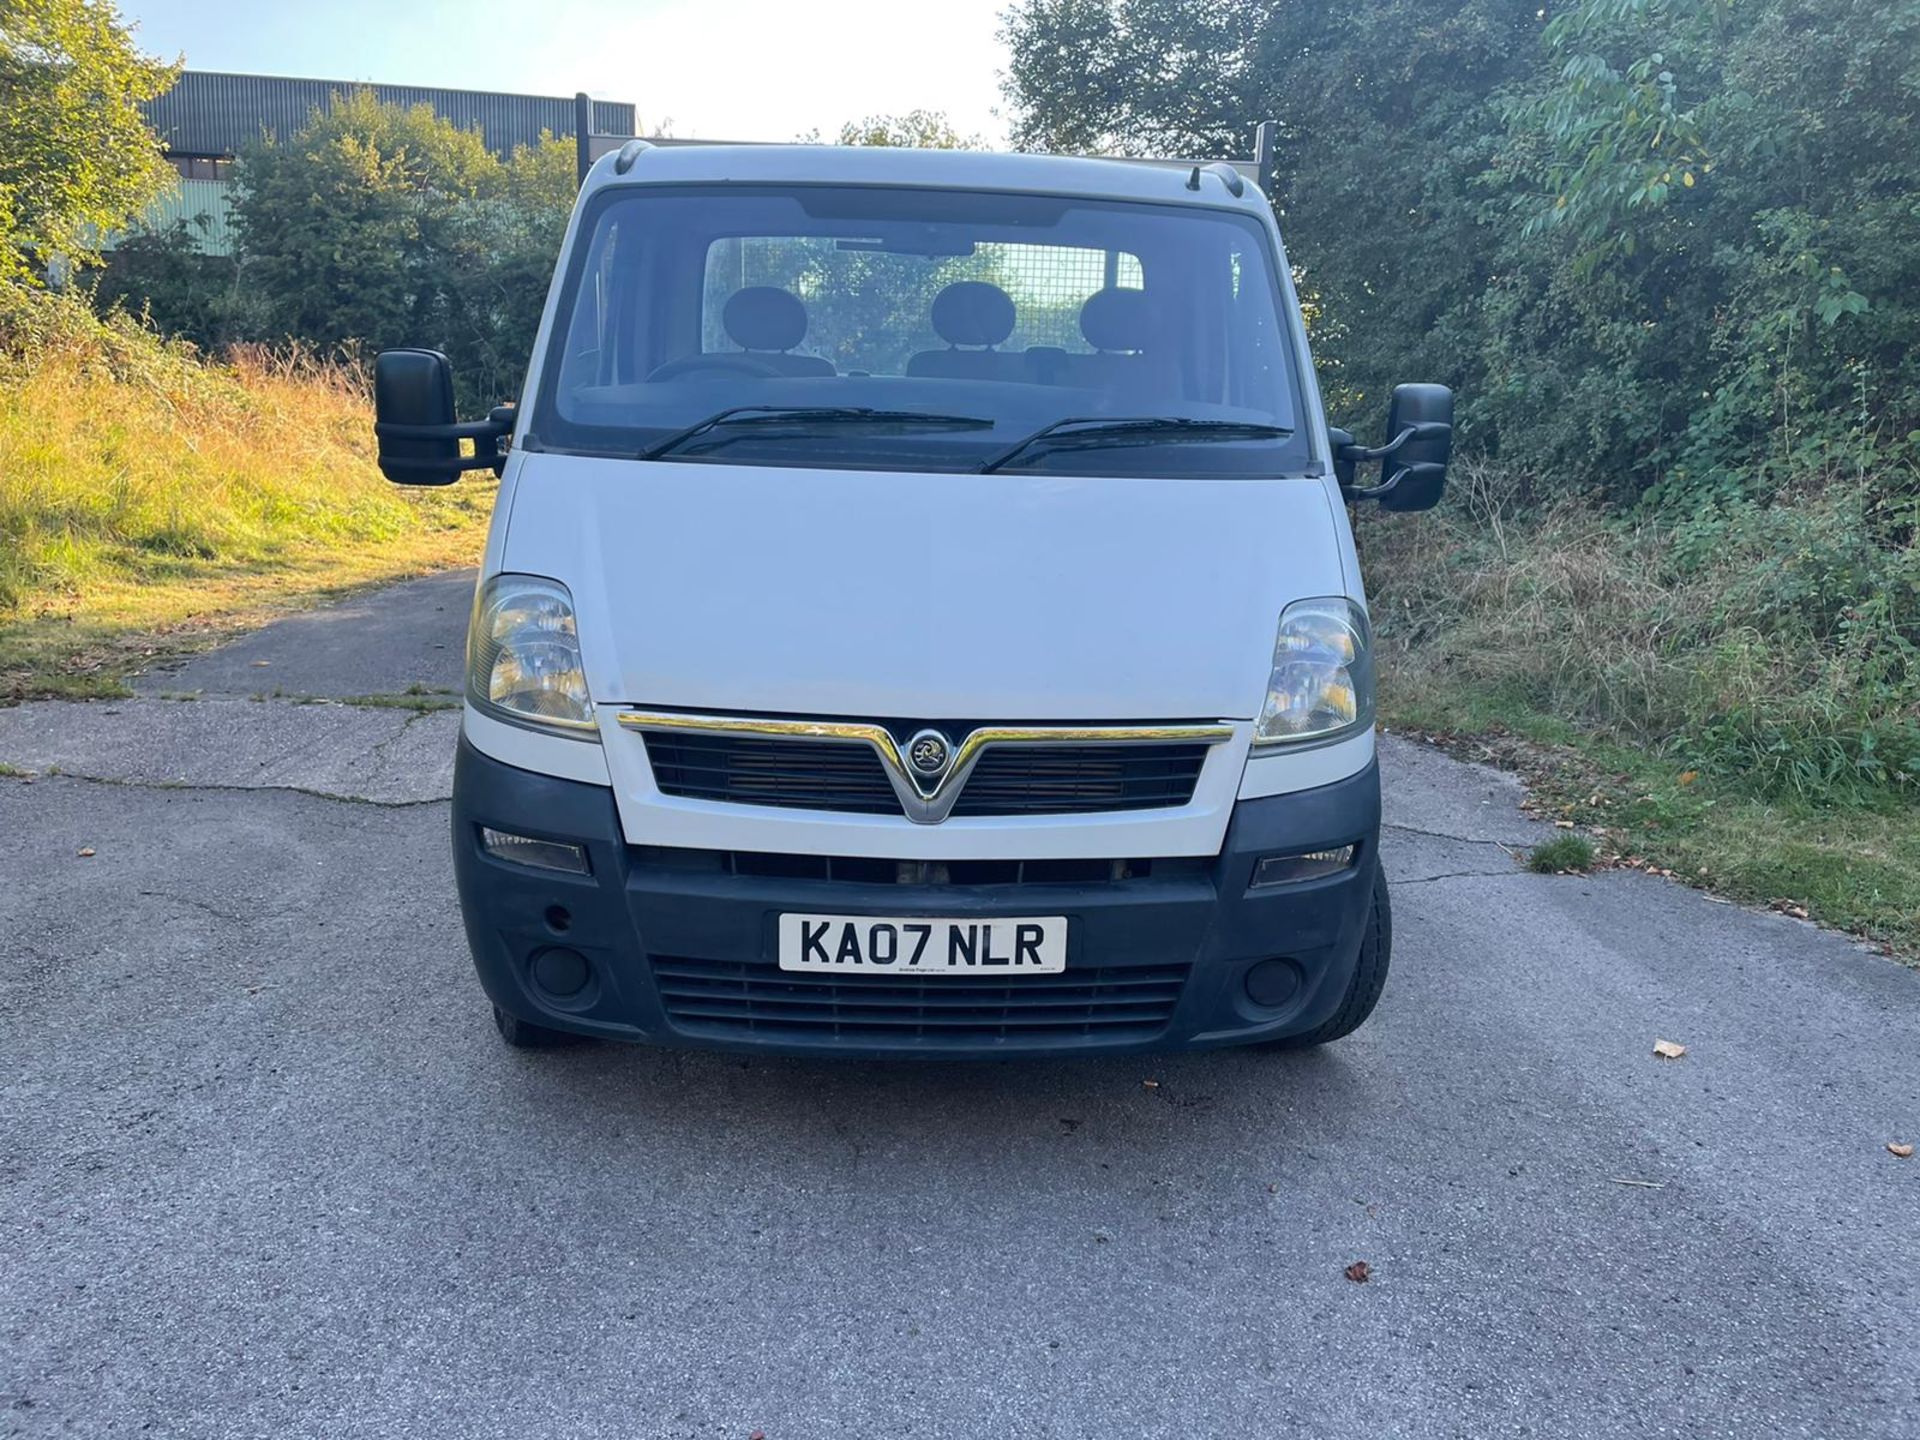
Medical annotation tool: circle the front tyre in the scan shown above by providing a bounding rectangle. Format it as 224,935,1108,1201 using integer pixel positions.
491,1004,581,1049
1266,867,1392,1049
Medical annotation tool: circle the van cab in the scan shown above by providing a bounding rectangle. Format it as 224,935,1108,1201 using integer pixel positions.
372,140,1452,1056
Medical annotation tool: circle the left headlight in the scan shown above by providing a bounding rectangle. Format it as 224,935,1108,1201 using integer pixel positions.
1253,597,1374,746
467,574,599,738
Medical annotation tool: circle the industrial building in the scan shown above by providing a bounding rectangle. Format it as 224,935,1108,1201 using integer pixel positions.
130,71,635,252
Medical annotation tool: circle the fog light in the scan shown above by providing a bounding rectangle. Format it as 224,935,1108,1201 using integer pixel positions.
480,827,591,875
1250,845,1356,888
531,946,591,998
1244,957,1303,1008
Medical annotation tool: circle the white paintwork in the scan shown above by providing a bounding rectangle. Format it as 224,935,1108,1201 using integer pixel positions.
502,454,1345,720
453,142,1381,857
462,703,610,787
1238,729,1377,800
578,143,1274,216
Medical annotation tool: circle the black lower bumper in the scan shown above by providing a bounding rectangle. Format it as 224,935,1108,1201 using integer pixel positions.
450,738,1382,1058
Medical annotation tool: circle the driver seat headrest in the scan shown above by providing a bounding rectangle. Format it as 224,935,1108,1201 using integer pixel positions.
1079,287,1153,353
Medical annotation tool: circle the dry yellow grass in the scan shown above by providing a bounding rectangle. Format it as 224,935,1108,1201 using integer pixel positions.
0,309,493,699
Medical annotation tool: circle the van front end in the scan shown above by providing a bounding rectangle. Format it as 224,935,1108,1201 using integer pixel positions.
372,143,1450,1058
451,716,1385,1058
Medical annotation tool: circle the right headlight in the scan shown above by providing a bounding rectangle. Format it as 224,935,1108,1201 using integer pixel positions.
1253,597,1374,746
467,574,599,738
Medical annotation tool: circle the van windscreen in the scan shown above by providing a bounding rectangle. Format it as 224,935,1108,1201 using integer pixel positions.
531,184,1308,477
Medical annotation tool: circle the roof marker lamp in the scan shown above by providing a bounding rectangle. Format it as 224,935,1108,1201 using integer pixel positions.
1253,598,1374,747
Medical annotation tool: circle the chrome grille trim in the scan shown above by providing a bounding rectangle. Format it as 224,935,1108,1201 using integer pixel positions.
617,710,1234,824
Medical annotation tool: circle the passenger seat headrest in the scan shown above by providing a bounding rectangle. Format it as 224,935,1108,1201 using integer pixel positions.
723,286,809,352
1080,287,1152,353
930,281,1017,349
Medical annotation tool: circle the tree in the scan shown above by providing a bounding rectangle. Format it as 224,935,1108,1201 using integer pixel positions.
1001,0,1545,434
1491,0,1920,501
829,110,984,150
90,214,236,349
1000,0,1920,500
0,0,177,282
229,97,582,407
437,135,577,404
228,90,500,359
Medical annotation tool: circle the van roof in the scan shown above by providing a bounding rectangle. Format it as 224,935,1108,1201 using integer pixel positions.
582,141,1268,211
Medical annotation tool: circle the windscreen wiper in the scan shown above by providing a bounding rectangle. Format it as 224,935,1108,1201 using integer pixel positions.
640,406,994,461
976,416,1294,474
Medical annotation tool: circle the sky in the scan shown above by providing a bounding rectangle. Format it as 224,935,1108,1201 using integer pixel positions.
117,0,1015,146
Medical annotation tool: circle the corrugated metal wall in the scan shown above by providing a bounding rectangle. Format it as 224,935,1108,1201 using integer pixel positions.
141,71,635,159
138,180,235,251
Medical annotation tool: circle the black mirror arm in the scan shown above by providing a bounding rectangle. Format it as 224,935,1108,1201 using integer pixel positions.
373,404,515,477
1341,468,1412,503
1334,421,1453,502
1337,420,1451,466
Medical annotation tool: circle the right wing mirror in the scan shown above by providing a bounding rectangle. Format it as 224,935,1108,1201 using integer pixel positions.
373,348,513,486
1334,383,1453,513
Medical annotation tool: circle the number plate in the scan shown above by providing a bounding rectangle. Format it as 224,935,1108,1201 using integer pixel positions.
777,914,1068,975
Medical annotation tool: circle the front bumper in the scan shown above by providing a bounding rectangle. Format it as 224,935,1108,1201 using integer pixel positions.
451,738,1381,1057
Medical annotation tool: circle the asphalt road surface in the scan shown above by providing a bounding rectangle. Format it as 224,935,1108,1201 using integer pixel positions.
3,575,1916,1439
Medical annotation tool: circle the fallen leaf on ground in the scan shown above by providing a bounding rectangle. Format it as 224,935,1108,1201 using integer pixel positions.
76,847,95,858
1653,1039,1687,1060
1890,1143,1914,1159
1344,1260,1371,1284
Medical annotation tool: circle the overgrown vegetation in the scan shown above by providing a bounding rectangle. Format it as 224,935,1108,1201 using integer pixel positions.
1358,472,1919,950
0,3,497,696
0,287,490,698
1360,464,1919,805
1004,0,1920,949
1002,0,1920,502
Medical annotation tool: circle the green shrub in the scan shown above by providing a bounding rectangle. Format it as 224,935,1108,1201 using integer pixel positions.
1360,462,1919,807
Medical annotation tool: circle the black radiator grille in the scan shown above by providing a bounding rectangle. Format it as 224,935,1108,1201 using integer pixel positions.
643,733,897,814
641,731,1211,817
949,743,1210,816
650,956,1190,1045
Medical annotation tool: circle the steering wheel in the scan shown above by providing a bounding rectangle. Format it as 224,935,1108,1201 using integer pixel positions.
646,354,784,382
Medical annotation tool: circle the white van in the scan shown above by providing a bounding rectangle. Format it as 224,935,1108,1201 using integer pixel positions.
372,140,1452,1056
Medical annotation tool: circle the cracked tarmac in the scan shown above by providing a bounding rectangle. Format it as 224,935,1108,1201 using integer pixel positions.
2,574,1916,1438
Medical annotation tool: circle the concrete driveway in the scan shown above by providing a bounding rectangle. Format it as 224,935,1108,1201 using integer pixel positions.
2,574,1915,1439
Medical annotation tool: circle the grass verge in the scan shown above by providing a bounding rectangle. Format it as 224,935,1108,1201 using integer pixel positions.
1363,463,1919,959
0,291,492,700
